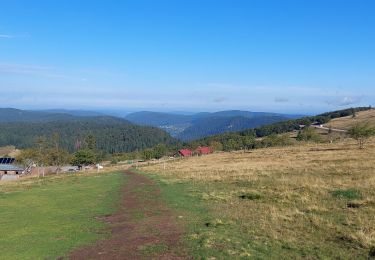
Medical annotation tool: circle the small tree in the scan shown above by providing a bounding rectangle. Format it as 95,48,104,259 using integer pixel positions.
223,138,244,151
47,148,72,170
348,123,375,149
141,149,154,160
71,148,97,166
242,135,256,150
153,144,167,159
297,127,321,142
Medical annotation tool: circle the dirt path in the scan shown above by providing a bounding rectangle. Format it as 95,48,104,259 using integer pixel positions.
70,169,187,259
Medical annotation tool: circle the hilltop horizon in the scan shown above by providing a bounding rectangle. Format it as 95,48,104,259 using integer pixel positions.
0,106,326,117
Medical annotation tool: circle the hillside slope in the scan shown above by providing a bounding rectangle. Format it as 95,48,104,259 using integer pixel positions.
126,110,301,140
177,115,290,141
125,111,192,126
0,116,176,153
190,107,373,148
0,108,56,122
325,109,375,129
0,108,103,123
141,137,375,258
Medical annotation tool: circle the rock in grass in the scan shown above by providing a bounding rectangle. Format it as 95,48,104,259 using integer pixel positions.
347,201,363,208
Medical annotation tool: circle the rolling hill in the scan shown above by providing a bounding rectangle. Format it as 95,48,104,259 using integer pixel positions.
178,115,293,141
325,109,375,129
0,109,177,153
190,107,373,148
0,108,101,123
126,110,303,140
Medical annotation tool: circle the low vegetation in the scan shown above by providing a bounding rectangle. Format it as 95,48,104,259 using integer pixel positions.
348,123,375,149
141,137,375,258
0,171,124,259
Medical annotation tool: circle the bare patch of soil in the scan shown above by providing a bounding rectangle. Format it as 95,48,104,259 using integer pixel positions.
70,170,187,259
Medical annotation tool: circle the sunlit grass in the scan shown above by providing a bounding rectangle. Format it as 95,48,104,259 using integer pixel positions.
142,137,375,258
0,171,124,259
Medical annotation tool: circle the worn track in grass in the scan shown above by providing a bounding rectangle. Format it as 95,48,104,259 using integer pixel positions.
70,169,187,259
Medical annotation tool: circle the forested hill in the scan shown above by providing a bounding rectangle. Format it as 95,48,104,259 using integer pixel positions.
0,108,56,122
177,115,291,141
0,108,104,123
126,110,303,140
125,111,192,126
190,107,373,147
0,116,176,154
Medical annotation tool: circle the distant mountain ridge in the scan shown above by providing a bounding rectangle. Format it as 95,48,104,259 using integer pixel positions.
0,108,303,147
38,109,105,117
125,110,303,140
0,108,103,123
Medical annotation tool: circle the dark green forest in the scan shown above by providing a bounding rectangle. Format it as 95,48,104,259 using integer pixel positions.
113,107,373,161
1,107,372,163
0,116,177,154
125,110,302,140
178,115,291,140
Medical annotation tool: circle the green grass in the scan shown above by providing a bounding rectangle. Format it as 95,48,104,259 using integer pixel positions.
137,170,261,259
0,171,124,260
139,169,373,259
330,188,363,200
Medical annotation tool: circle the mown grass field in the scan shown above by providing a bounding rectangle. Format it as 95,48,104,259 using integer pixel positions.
0,171,124,259
141,137,375,259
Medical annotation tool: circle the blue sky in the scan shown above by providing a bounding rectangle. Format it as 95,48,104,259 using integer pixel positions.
0,0,374,114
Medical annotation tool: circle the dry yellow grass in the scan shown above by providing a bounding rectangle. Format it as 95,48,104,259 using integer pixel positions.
0,146,19,157
142,137,375,258
325,109,375,129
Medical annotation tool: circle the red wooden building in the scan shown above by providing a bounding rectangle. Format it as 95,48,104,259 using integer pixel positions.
195,146,213,155
178,149,193,157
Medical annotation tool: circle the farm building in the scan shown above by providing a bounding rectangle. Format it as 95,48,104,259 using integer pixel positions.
178,149,193,157
0,164,24,181
0,157,24,179
0,164,24,175
195,146,213,155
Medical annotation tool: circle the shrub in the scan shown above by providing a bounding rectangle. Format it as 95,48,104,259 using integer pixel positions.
348,123,375,149
297,127,321,142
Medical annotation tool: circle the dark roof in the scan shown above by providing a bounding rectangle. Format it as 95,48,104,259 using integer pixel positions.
0,157,15,164
0,164,24,171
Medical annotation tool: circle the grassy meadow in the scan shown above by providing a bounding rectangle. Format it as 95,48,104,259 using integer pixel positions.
141,137,375,259
0,171,124,259
326,109,375,129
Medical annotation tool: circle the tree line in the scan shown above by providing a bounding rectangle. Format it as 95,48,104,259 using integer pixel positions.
0,116,177,154
16,107,375,166
189,107,372,148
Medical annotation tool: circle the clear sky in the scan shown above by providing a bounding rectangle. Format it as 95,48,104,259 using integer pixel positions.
0,0,374,114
